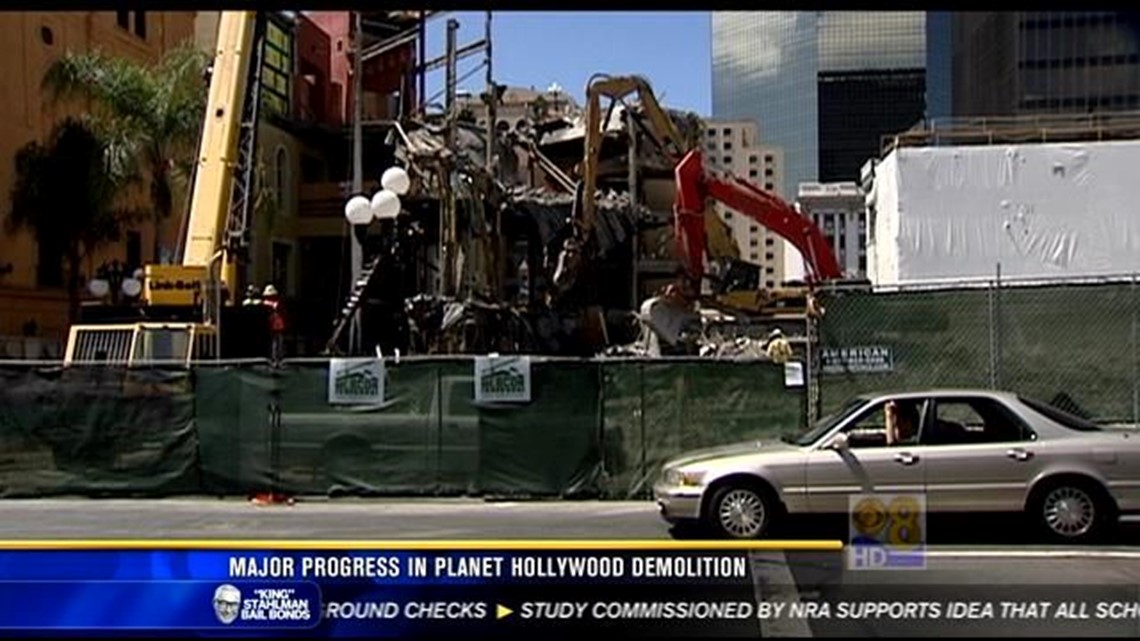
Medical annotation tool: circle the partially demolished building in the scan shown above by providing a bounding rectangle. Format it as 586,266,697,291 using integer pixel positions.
335,97,697,357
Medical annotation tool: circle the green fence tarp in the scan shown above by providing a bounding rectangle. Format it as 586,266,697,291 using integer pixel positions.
194,364,277,494
818,284,1140,423
274,361,478,496
0,365,198,497
476,360,603,497
601,361,805,499
2,358,805,498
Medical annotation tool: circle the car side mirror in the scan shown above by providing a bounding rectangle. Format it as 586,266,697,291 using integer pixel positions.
827,433,849,451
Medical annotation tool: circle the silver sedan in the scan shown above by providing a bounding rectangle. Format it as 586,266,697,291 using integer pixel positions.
654,390,1140,542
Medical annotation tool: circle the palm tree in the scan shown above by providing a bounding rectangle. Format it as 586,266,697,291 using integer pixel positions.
8,119,142,322
42,42,210,263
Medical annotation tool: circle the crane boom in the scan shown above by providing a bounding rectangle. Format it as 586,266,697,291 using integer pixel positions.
184,11,257,267
66,11,268,366
184,11,260,274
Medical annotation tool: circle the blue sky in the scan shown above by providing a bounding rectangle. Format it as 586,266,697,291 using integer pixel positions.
421,11,711,115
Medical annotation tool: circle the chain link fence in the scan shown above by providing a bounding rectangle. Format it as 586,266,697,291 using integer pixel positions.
816,275,1140,426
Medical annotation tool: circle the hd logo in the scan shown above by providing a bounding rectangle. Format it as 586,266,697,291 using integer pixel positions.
847,493,926,570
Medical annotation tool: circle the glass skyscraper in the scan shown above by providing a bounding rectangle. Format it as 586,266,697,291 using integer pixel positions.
711,12,927,196
931,12,1140,118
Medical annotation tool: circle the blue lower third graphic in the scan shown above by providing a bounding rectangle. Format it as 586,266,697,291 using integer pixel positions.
847,537,927,570
0,581,321,630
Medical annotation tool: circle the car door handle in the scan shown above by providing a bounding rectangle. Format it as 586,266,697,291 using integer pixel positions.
1006,448,1034,462
894,452,919,466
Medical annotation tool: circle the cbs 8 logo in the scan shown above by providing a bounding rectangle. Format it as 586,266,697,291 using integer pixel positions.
852,495,923,550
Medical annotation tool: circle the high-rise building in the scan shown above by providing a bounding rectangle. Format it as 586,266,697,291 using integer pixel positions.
712,12,927,196
700,120,786,288
926,11,1140,119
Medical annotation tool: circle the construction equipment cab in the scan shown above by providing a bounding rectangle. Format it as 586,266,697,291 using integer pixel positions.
64,11,268,366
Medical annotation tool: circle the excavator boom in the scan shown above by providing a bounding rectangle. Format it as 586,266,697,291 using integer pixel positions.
580,75,688,239
674,149,843,285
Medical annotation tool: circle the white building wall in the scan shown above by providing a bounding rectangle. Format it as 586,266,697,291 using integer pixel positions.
868,140,1140,287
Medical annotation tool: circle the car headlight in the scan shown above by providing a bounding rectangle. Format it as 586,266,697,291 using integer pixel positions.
663,468,706,487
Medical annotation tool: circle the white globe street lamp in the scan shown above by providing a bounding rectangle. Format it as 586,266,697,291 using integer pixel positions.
371,189,401,220
344,195,373,225
88,278,110,298
345,166,408,231
121,278,142,298
381,166,411,196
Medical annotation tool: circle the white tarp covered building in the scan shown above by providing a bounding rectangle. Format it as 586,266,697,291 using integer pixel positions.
866,139,1140,287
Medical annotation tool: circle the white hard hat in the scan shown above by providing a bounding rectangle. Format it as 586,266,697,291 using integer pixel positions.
262,284,279,297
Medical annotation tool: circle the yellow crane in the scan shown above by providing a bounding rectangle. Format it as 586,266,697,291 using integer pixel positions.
63,11,266,366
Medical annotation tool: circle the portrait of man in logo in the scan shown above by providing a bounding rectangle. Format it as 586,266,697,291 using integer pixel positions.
213,584,242,624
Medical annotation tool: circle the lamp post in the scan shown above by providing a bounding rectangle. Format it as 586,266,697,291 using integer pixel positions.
88,260,143,306
341,165,411,354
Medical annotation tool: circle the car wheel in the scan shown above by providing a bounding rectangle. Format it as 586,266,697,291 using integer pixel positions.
706,483,774,539
1031,479,1115,543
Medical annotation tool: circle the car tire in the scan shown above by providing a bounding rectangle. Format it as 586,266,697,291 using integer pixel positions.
705,482,776,540
1029,478,1116,544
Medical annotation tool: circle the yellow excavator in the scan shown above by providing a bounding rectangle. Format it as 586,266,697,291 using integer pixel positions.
63,11,267,366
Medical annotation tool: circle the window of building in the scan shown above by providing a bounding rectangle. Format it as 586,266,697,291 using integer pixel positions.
723,156,732,165
765,267,774,274
706,143,716,152
749,169,758,178
261,19,293,118
764,154,773,164
749,239,758,247
749,155,758,164
271,242,292,295
707,129,716,138
765,238,774,246
126,232,142,269
133,11,147,39
722,128,731,136
750,252,759,261
749,225,759,233
301,154,325,183
723,212,733,220
766,280,775,288
765,183,774,191
275,147,288,211
723,141,733,150
765,252,774,261
765,168,774,177
40,26,54,45
36,238,64,288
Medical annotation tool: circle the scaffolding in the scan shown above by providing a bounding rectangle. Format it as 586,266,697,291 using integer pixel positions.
881,109,1140,154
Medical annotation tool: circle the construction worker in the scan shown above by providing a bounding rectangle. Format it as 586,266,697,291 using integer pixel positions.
765,328,794,364
262,284,286,363
241,285,261,306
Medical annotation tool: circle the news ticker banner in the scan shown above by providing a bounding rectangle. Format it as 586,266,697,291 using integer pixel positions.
0,541,1138,637
0,540,806,638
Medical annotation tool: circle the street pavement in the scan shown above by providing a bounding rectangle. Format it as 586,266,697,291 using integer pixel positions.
0,497,1137,544
3,498,1140,636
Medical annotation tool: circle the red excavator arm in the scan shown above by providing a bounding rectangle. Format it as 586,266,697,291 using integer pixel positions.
674,149,844,286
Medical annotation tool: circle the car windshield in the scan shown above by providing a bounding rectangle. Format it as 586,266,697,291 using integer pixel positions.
782,397,869,446
1019,396,1102,432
